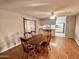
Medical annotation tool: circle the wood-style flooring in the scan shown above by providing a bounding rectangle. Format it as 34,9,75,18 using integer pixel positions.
0,37,79,59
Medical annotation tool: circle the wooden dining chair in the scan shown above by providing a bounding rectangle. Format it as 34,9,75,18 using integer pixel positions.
20,37,28,59
40,35,51,50
46,36,51,50
20,37,37,59
31,31,36,36
24,32,32,39
40,41,48,47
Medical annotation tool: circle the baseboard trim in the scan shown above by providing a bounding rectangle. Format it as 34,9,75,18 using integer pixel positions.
75,39,79,46
0,43,21,53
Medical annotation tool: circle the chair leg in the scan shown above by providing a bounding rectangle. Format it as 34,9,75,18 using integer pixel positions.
21,51,25,59
48,45,51,50
27,53,29,59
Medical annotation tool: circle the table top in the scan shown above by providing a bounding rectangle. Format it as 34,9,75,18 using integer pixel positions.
27,35,48,45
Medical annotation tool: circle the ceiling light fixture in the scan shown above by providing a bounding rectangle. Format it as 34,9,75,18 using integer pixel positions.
50,15,56,19
49,12,56,19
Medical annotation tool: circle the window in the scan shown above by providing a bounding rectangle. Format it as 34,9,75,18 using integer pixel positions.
55,17,66,33
24,18,36,32
56,23,64,33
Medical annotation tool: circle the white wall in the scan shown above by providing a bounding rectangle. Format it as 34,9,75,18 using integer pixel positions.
0,10,24,53
0,10,39,53
75,15,79,45
65,15,76,39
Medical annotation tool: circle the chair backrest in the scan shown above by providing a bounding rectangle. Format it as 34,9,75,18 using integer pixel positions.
20,37,28,52
25,32,32,39
20,37,36,53
47,36,51,43
39,35,51,47
40,41,48,47
31,31,36,36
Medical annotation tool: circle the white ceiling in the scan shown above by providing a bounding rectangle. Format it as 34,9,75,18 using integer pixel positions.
0,0,79,19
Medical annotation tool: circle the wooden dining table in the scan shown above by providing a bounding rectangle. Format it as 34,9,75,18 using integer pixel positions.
26,35,48,45
20,35,51,59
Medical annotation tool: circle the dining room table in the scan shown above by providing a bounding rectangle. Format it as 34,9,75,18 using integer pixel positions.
26,35,48,45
